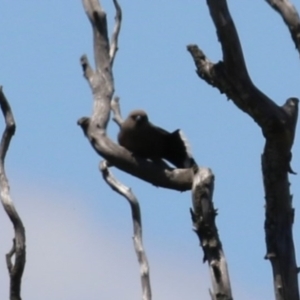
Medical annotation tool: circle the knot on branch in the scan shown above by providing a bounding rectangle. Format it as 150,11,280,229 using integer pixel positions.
281,97,299,147
262,97,299,175
77,117,90,136
187,45,216,87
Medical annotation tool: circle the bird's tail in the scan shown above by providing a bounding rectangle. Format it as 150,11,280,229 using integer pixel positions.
165,129,197,168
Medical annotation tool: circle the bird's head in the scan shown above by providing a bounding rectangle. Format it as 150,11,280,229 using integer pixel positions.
128,110,149,126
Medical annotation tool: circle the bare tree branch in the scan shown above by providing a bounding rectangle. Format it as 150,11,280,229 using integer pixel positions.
110,0,122,67
100,160,152,300
111,96,123,128
209,288,216,300
188,1,299,299
78,0,195,191
265,0,300,55
0,87,26,300
191,167,232,300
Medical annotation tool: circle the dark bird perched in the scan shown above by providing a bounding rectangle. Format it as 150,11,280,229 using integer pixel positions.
118,110,196,168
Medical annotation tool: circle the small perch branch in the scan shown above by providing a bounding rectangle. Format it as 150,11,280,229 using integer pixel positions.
188,1,299,299
100,160,152,300
265,0,300,55
191,167,232,300
0,87,26,300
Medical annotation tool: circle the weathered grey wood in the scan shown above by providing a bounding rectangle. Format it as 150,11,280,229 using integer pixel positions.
188,1,299,299
0,87,26,300
100,160,152,300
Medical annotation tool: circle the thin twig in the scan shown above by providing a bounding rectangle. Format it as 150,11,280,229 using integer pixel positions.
110,0,122,67
111,96,123,127
80,55,95,88
0,87,26,300
100,160,152,300
265,0,300,55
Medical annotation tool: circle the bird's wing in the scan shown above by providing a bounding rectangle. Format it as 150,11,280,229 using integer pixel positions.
163,129,197,168
149,122,171,136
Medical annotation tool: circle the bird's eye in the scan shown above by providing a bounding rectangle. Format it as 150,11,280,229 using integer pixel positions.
135,115,143,122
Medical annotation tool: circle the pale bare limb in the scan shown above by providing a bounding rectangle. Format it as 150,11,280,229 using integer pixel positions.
265,0,300,55
100,160,152,300
0,87,26,300
110,0,122,67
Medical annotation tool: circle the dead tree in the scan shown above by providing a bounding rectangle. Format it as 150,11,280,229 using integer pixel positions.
0,88,26,300
188,1,299,300
77,0,228,299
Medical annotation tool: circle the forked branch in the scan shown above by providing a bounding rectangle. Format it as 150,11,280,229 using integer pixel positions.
188,1,299,299
78,0,195,191
0,87,26,300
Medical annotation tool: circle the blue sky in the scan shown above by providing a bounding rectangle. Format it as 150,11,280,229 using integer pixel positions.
0,1,299,299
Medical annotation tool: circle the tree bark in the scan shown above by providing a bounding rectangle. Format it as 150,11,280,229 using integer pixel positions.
0,87,26,300
191,166,232,300
188,1,299,299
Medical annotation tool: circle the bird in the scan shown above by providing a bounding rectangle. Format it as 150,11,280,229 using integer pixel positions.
118,109,196,168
